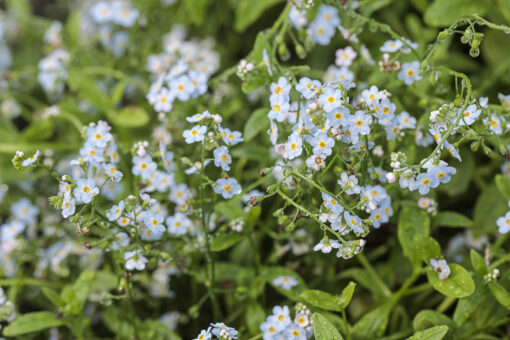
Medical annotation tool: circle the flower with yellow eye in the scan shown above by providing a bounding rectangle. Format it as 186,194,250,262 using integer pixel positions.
485,114,504,135
183,125,207,144
142,211,165,233
458,104,481,126
90,1,112,24
0,220,25,242
380,39,403,53
273,275,298,290
74,178,99,204
61,196,75,218
132,155,157,179
154,87,173,113
414,171,439,195
296,77,321,99
270,77,291,102
22,150,40,167
497,211,510,234
318,87,343,112
268,95,290,122
124,250,148,271
335,46,357,67
103,163,123,182
213,146,232,171
166,212,192,236
220,128,243,146
214,178,241,199
285,133,303,160
112,2,139,27
344,211,364,234
106,200,125,222
397,111,416,129
398,61,422,85
310,132,335,156
86,123,112,148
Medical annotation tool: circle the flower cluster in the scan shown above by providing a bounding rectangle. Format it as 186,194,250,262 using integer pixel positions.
267,71,400,256
260,304,313,340
194,323,238,340
146,27,219,114
0,198,39,277
90,0,139,57
38,46,69,95
182,111,243,199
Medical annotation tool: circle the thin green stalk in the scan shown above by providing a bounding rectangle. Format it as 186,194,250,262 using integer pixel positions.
357,253,391,298
199,141,222,320
276,186,347,244
285,167,355,214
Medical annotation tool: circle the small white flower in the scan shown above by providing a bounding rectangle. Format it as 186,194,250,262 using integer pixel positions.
214,178,241,199
430,258,451,281
183,125,207,144
124,250,148,271
22,150,40,167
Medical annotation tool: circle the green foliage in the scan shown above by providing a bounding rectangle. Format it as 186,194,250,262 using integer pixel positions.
426,264,475,298
2,312,67,336
312,313,344,340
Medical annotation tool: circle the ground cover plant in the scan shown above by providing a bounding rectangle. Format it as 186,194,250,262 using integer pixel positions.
2,0,510,339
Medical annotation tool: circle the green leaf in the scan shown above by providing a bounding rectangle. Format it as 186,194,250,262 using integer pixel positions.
426,263,475,298
244,108,269,142
299,283,356,312
407,325,449,340
246,303,266,334
495,174,510,201
234,0,284,32
22,119,54,142
352,301,392,338
488,281,510,309
470,250,487,275
7,0,31,23
106,106,150,128
214,198,245,220
424,0,489,27
103,307,134,338
2,311,66,336
398,206,431,267
67,71,110,110
246,32,272,64
433,212,473,228
413,310,456,339
246,205,261,230
184,0,210,25
338,268,386,299
453,274,489,326
312,313,344,340
440,150,474,196
210,233,245,252
413,235,441,263
64,11,81,47
339,281,356,309
473,182,508,237
481,30,510,67
41,287,64,308
241,73,267,93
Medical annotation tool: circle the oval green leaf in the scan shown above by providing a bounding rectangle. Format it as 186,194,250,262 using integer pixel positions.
312,313,343,340
426,263,475,298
